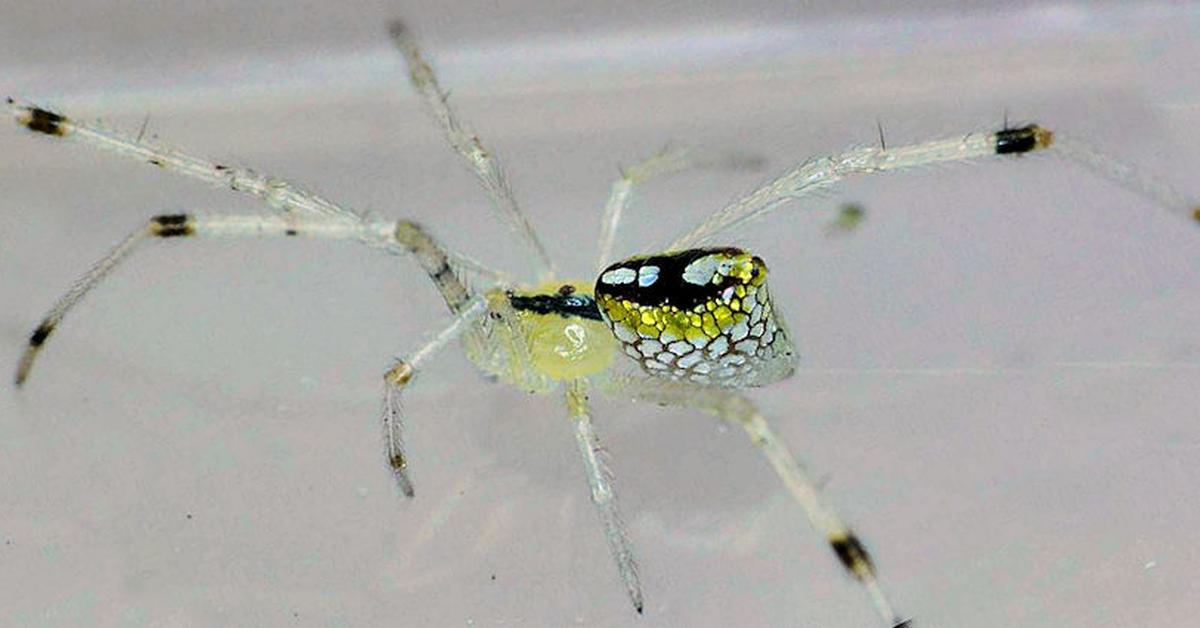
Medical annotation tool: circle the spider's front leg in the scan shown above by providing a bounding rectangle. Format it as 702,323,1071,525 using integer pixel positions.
11,209,496,387
13,213,370,386
381,297,489,497
7,98,362,221
388,20,555,278
8,98,506,385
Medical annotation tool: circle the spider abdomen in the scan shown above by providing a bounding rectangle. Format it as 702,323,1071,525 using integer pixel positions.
594,248,796,387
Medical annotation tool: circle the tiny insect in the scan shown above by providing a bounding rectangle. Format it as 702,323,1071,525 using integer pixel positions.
826,202,867,235
9,20,1198,627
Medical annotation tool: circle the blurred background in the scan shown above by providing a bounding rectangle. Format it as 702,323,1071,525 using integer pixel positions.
2,2,1198,626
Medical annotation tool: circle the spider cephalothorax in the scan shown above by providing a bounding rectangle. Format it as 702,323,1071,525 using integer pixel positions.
480,281,617,389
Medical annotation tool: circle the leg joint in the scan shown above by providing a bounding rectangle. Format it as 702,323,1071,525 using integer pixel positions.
13,102,69,137
393,219,431,252
28,321,55,347
995,124,1053,155
830,532,877,581
385,361,414,386
150,214,195,237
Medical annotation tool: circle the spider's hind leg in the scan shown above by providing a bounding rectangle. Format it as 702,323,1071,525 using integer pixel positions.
605,376,910,628
672,121,1199,249
595,147,766,270
671,123,1056,248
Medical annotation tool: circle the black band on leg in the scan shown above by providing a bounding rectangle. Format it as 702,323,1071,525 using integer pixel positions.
830,532,876,580
150,214,195,238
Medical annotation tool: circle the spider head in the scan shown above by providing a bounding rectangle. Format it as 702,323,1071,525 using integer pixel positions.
594,248,796,387
492,281,618,385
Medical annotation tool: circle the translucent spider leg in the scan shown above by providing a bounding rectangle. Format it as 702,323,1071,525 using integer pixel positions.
595,147,766,270
388,21,556,278
673,123,1199,249
1053,133,1200,225
392,220,479,313
566,378,643,614
671,124,1058,248
604,376,910,628
13,213,494,386
8,98,363,222
382,297,489,497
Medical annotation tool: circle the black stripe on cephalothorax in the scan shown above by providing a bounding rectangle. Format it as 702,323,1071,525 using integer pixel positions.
508,292,603,321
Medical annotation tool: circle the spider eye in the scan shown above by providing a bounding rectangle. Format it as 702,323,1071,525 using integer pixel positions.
594,248,795,387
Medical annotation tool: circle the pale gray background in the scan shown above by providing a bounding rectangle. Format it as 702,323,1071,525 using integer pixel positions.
2,2,1198,627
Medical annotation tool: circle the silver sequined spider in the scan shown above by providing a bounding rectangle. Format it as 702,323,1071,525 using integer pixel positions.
10,21,1199,628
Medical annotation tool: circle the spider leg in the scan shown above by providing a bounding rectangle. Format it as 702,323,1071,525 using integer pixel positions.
392,219,484,313
7,98,363,222
566,378,643,614
1053,132,1200,224
382,297,489,497
13,213,492,386
672,123,1198,249
604,376,910,628
388,21,556,279
595,147,765,270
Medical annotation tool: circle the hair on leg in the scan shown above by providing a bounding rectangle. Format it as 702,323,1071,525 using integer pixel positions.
567,378,643,614
381,297,489,497
387,22,556,278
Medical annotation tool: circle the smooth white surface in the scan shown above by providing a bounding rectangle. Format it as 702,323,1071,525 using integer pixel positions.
2,2,1199,627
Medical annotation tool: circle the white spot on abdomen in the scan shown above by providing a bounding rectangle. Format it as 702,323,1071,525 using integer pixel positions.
601,267,637,285
637,265,660,287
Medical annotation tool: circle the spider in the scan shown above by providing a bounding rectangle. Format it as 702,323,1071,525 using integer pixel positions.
9,20,1198,628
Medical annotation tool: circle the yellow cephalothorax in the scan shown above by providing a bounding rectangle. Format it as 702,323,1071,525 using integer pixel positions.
473,281,617,390
593,248,796,388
